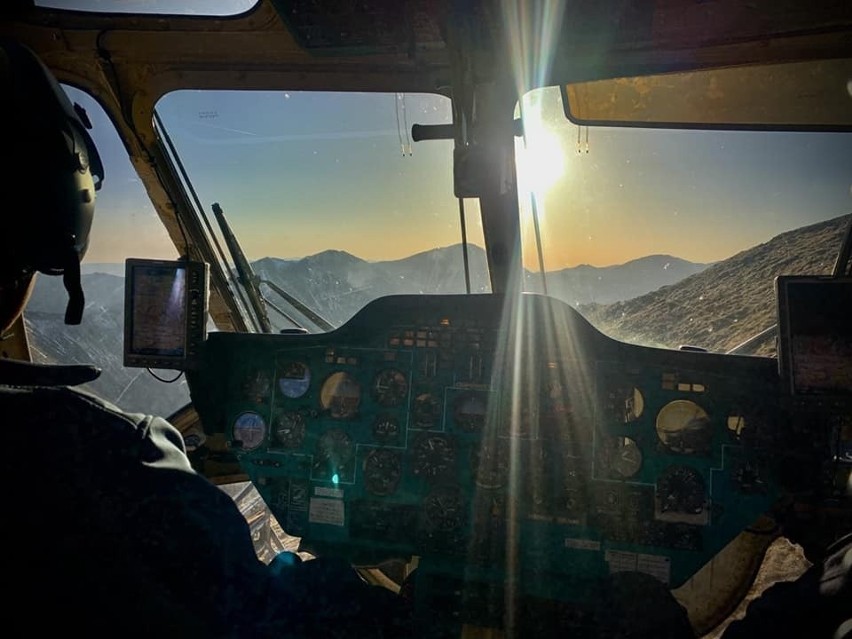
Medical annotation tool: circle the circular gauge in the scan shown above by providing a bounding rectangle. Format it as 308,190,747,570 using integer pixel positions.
242,371,272,403
372,369,408,407
320,372,361,419
412,393,442,429
605,385,644,423
372,416,400,443
471,441,509,488
411,434,456,481
727,414,747,438
232,411,267,450
274,411,306,449
608,436,643,478
313,428,355,478
422,486,465,532
453,393,487,432
656,400,712,454
278,361,311,399
657,465,706,515
363,449,403,496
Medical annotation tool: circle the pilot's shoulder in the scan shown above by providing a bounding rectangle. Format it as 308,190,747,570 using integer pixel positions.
0,383,192,472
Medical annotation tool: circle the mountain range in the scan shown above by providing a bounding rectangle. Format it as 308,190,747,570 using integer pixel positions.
583,214,850,354
253,245,707,329
22,214,848,415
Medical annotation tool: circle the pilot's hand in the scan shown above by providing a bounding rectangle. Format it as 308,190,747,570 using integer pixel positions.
595,571,695,639
262,552,410,638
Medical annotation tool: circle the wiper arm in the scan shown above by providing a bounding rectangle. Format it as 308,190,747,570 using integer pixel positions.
726,324,777,355
213,202,334,334
212,202,273,334
259,278,335,333
153,110,254,332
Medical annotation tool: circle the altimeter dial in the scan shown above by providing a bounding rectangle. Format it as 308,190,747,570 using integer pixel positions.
372,369,409,407
274,411,305,449
313,428,355,479
423,486,465,532
363,449,403,496
372,416,400,443
411,434,456,481
453,393,487,432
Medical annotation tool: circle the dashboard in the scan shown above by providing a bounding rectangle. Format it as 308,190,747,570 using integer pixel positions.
189,293,781,604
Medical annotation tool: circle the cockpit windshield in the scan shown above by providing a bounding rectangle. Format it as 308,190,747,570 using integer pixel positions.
158,85,851,351
156,90,490,331
516,86,852,354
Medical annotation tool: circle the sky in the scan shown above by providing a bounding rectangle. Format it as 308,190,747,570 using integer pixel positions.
518,87,852,268
53,0,852,272
73,82,852,271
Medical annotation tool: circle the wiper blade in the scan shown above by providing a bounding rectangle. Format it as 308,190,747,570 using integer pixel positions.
260,278,335,333
726,324,776,355
153,110,254,332
212,202,273,334
213,202,334,334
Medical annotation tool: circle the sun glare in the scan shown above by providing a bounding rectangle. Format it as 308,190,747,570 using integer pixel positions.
517,126,565,198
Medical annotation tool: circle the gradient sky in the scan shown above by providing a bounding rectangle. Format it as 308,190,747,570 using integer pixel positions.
45,0,852,271
68,82,852,271
519,87,852,268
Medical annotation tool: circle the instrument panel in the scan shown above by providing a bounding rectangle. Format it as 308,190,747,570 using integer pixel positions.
189,293,781,602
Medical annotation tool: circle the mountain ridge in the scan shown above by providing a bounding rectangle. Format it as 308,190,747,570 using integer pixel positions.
25,216,843,418
582,214,850,354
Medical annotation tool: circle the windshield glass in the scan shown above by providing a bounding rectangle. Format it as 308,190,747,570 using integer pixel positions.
156,90,489,331
516,86,852,355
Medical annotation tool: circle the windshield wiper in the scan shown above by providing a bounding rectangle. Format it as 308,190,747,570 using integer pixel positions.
212,202,334,334
259,278,335,333
212,203,273,334
153,110,255,332
726,324,777,355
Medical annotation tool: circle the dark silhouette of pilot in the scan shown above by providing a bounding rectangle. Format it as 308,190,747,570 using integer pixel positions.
0,39,403,638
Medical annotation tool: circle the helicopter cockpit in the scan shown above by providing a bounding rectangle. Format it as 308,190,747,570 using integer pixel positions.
1,1,850,637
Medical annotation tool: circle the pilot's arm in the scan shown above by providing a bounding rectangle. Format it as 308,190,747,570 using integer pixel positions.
721,534,851,639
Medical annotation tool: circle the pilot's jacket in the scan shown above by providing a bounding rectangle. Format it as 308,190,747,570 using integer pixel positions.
0,359,271,637
0,359,405,638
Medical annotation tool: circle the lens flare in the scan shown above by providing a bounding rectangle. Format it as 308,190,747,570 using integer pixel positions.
516,123,565,198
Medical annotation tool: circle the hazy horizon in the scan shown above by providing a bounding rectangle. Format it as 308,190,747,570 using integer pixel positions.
81,243,714,275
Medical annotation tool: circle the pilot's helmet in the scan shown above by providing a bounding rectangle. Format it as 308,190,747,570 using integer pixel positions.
0,38,104,324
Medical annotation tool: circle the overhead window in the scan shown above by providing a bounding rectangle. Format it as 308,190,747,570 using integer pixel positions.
35,0,258,16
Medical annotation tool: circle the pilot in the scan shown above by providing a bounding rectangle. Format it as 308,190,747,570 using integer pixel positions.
0,39,405,638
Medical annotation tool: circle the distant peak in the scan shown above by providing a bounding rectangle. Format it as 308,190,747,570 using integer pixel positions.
375,243,486,265
301,249,365,264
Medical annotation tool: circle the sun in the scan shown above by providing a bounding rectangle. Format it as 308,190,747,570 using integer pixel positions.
516,124,565,199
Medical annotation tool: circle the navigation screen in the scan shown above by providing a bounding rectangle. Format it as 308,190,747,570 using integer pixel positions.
129,264,187,357
779,277,852,396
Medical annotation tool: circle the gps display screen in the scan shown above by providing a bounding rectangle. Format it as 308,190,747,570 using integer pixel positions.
128,263,187,357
